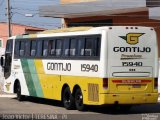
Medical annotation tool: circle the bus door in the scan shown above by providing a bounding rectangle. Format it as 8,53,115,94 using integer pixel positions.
107,27,158,93
4,40,13,79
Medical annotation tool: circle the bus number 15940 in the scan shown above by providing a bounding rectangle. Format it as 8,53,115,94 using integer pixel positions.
81,64,98,72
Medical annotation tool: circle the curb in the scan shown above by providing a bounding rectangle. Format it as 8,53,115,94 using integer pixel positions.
0,94,16,98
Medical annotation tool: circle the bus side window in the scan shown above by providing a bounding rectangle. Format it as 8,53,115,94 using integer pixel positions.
78,37,85,56
19,41,25,56
56,39,62,56
6,40,13,53
42,40,48,57
96,37,101,56
63,39,70,56
25,41,30,57
85,38,95,56
70,38,77,56
49,40,56,56
30,41,36,57
37,40,43,57
14,41,20,57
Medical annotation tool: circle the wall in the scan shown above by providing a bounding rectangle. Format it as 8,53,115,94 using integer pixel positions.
0,23,26,47
0,23,45,48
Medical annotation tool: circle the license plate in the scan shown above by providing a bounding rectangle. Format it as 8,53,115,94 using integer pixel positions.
132,84,141,88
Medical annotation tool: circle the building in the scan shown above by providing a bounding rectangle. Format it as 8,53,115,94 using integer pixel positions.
0,22,45,48
39,0,160,56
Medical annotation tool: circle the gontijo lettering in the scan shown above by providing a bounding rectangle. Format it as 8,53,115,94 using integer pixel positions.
113,47,151,52
47,62,71,71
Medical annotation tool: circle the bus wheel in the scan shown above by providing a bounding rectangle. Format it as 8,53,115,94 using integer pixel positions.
75,88,85,111
62,87,75,110
16,82,24,101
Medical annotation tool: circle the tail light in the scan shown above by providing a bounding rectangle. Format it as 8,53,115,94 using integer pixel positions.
103,78,108,89
154,78,158,89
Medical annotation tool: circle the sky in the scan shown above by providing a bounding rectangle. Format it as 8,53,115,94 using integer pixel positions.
0,0,61,29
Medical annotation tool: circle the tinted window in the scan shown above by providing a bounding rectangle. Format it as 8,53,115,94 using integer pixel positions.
30,41,36,56
13,35,101,59
77,36,101,57
96,37,101,56
25,41,30,57
19,41,25,56
56,39,62,56
63,39,70,56
85,38,95,56
42,40,48,57
70,39,77,56
49,40,56,56
37,40,42,57
78,38,85,56
6,40,13,53
14,41,20,57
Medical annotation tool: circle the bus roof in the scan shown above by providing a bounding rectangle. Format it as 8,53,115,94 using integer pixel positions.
39,26,154,34
39,27,93,34
12,26,154,39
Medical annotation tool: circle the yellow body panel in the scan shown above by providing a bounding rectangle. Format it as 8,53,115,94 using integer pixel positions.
34,60,61,99
101,93,158,105
109,78,155,93
33,60,158,105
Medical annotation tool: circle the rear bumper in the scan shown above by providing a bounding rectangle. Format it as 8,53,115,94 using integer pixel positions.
100,93,158,105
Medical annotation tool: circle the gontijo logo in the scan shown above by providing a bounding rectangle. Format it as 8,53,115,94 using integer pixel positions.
119,33,145,45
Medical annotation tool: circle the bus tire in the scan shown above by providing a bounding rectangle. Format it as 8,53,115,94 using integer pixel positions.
62,87,75,110
16,82,24,101
75,88,85,111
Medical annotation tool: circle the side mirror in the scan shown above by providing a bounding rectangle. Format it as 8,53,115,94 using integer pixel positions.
0,56,5,67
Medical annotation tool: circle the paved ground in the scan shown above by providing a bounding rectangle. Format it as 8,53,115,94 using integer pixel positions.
0,66,4,95
0,96,160,120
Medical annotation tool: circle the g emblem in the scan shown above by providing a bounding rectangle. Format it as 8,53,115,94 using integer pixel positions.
120,33,144,45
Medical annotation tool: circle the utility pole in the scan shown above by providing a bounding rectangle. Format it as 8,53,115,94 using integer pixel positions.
7,0,11,37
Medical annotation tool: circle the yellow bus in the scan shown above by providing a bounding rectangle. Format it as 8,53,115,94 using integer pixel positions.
0,26,159,111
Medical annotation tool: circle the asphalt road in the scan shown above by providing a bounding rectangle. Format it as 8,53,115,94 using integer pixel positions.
0,97,160,120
